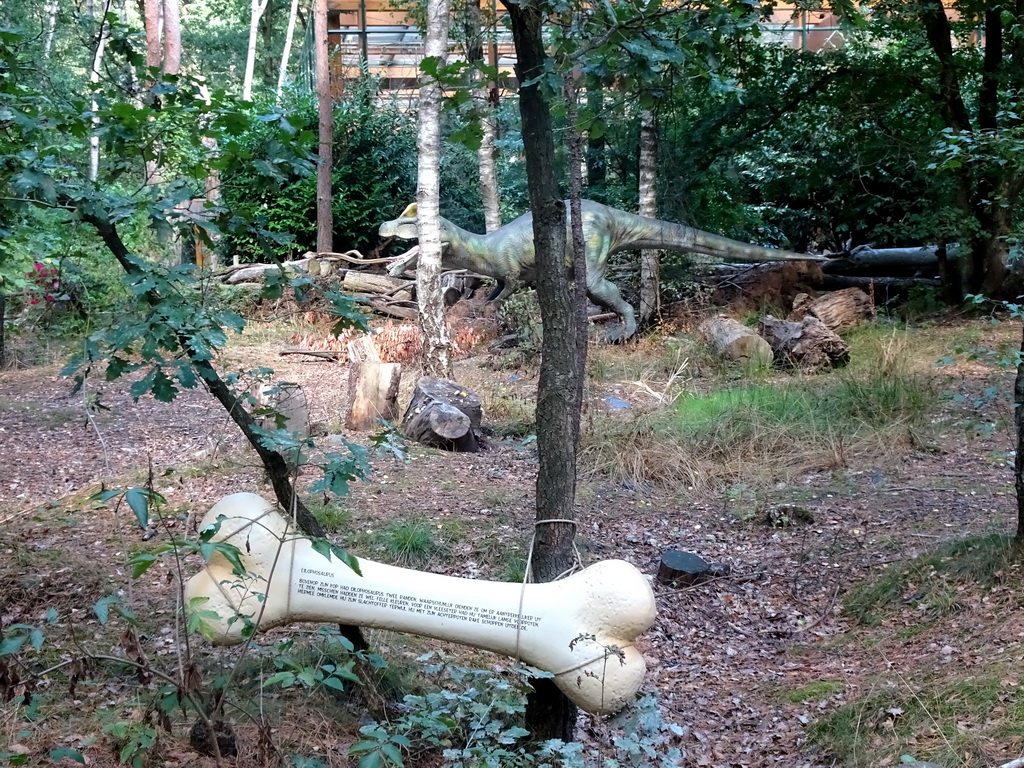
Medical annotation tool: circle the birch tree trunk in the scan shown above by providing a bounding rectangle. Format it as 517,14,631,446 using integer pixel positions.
638,107,660,327
276,0,300,100
242,0,270,100
313,0,333,254
89,1,112,183
43,0,59,59
416,0,453,378
463,0,501,232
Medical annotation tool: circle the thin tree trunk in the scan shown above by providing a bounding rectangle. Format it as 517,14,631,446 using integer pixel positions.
313,0,333,253
507,0,580,742
1015,322,1024,543
464,0,501,232
242,0,270,100
0,293,6,368
276,0,300,100
161,0,181,75
638,107,660,326
261,0,276,87
43,0,59,59
82,210,367,651
585,86,605,198
416,0,453,378
89,0,112,183
143,0,162,75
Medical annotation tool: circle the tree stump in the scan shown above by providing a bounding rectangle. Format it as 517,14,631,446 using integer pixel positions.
759,315,850,371
401,377,483,452
699,315,774,369
657,550,710,587
257,382,310,438
790,287,873,333
346,337,402,430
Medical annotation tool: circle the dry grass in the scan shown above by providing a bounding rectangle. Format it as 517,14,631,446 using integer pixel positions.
580,322,940,493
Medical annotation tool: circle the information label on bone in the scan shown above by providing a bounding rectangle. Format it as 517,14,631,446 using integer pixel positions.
297,569,540,631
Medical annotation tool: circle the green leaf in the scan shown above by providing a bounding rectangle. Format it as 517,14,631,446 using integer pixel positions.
49,747,85,764
93,595,123,625
124,487,149,528
0,634,28,656
129,552,158,578
356,751,385,768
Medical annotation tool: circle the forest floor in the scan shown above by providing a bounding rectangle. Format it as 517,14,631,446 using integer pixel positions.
2,303,1024,768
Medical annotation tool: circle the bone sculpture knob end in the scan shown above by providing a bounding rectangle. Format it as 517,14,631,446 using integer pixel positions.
184,493,658,714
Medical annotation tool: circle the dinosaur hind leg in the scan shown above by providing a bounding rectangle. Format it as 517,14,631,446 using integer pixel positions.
587,277,637,341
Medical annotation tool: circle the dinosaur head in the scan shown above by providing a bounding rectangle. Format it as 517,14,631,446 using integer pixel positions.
379,203,420,240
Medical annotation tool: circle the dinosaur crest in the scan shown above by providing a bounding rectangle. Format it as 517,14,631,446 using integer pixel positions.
398,203,417,219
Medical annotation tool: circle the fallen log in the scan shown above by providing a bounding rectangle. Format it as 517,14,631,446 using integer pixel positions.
759,315,850,371
822,244,959,276
367,297,419,321
790,287,873,333
343,271,414,300
699,315,774,369
278,348,341,362
401,377,483,452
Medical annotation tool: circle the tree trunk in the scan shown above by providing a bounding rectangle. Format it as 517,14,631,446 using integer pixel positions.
699,315,774,368
242,0,270,100
89,4,111,183
0,293,6,368
507,0,580,741
260,0,276,88
464,0,501,232
161,0,181,76
638,108,659,327
401,377,481,451
143,0,162,76
83,211,367,650
313,0,333,253
585,86,605,199
416,0,453,379
789,288,873,333
276,0,300,100
758,315,850,371
43,0,59,58
1015,322,1024,543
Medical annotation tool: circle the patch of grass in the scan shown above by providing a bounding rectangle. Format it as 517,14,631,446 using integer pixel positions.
808,672,1024,768
780,680,845,704
580,334,937,490
312,503,352,533
380,519,446,567
842,534,1020,626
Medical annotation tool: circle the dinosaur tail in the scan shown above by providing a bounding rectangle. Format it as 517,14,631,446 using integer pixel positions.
614,213,823,263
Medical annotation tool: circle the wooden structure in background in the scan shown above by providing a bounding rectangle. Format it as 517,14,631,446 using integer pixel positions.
321,2,846,97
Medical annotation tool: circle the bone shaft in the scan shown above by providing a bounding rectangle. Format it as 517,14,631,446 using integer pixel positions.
283,542,552,660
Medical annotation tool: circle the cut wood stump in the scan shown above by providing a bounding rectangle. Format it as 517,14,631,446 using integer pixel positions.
656,550,728,587
401,377,483,452
257,382,310,438
790,287,873,333
699,315,774,369
346,337,401,430
759,314,850,371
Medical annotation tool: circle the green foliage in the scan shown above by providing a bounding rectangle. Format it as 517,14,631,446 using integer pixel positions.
220,81,419,262
381,519,445,567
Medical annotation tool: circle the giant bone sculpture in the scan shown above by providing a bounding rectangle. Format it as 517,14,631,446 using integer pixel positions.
185,493,657,714
381,199,824,340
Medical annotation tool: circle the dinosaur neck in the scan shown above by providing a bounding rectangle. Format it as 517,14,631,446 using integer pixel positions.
440,219,500,273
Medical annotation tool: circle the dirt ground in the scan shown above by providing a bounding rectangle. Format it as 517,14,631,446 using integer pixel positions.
1,311,1021,768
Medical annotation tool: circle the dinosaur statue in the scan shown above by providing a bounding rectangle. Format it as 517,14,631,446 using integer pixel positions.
380,199,824,340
